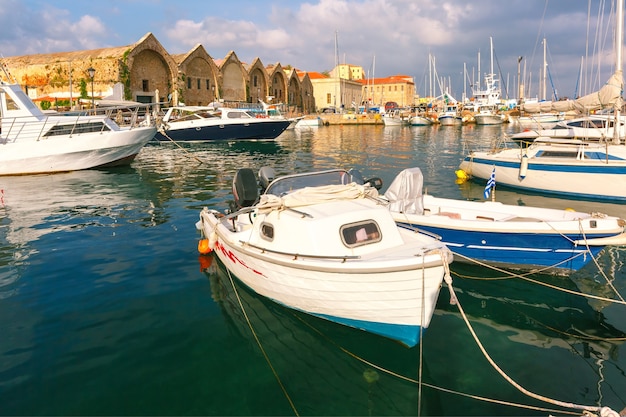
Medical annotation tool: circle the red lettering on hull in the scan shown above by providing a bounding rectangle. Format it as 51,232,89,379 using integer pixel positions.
215,240,266,277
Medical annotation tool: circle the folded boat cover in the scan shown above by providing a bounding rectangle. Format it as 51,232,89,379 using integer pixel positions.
383,167,424,215
257,183,379,213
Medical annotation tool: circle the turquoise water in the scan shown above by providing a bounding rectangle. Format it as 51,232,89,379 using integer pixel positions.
1,124,625,416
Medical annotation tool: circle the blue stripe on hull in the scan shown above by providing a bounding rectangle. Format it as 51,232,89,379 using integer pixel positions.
466,156,626,175
463,157,626,201
398,222,605,272
154,120,291,141
314,313,422,347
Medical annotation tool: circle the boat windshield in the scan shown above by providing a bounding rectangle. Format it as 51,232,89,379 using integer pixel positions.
265,169,363,196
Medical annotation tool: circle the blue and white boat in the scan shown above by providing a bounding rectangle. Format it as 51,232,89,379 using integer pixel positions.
196,168,452,347
384,167,626,274
155,106,291,142
458,137,626,201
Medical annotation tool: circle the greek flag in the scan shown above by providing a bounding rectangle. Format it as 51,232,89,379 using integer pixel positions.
484,168,496,199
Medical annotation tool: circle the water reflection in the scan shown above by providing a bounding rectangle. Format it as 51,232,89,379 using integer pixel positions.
202,254,444,416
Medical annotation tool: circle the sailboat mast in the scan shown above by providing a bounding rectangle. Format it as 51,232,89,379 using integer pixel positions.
334,30,338,110
490,36,494,76
542,38,547,101
614,0,623,144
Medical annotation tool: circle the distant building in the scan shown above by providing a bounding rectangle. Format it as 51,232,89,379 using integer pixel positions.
308,71,362,112
360,75,416,108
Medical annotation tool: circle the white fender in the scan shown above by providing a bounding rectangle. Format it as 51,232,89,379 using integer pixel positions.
519,154,529,180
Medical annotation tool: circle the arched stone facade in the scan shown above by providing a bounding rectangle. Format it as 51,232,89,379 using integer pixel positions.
247,58,268,104
3,32,317,113
173,44,219,106
219,51,246,102
266,64,287,104
286,69,302,112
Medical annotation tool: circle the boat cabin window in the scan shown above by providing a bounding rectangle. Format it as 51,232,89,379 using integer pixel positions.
260,222,274,241
4,93,19,111
227,111,253,119
43,122,109,136
341,221,381,247
536,150,585,158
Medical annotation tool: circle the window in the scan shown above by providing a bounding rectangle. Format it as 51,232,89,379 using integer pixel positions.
187,77,192,89
253,75,258,87
142,79,149,92
327,93,331,104
197,79,201,89
341,221,382,247
206,80,210,90
261,223,274,240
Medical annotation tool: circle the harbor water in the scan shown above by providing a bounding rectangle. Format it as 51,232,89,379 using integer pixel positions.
1,124,626,416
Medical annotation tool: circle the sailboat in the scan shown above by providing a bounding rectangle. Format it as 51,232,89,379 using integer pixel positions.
458,0,626,202
510,38,564,129
472,37,505,125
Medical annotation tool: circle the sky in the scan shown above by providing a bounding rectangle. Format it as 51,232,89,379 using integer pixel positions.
0,0,622,101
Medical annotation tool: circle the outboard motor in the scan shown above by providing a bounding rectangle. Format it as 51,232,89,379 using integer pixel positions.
258,166,276,192
232,168,259,209
364,177,384,190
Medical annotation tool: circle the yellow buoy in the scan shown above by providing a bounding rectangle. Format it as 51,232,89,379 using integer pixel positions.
198,238,212,254
455,169,469,180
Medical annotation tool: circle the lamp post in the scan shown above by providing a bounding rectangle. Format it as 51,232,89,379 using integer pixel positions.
87,66,95,113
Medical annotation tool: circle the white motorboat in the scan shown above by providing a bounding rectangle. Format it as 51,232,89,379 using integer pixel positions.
438,103,463,126
473,105,504,125
510,114,626,142
509,112,562,129
409,114,434,126
154,106,291,142
0,78,156,176
196,168,452,347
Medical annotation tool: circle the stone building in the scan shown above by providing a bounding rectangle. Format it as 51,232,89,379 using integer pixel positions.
2,32,177,106
1,32,314,113
1,31,413,114
308,71,364,111
361,75,416,108
171,44,219,106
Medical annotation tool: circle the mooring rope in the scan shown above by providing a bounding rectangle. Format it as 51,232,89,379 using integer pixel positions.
224,268,300,416
155,124,207,164
450,251,626,307
577,218,625,303
441,274,620,417
290,304,583,416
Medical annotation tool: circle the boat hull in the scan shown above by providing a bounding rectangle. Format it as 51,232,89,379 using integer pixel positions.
474,114,503,125
154,119,290,141
0,126,156,176
396,220,608,272
198,208,448,347
459,148,626,201
438,115,462,126
409,116,434,126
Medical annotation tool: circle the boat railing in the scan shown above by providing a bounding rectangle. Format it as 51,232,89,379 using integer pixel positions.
0,103,157,142
240,240,360,261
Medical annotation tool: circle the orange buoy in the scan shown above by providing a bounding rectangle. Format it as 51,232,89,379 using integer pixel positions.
198,238,212,254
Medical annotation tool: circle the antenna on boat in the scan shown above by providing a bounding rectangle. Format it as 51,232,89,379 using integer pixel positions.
0,55,16,83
